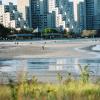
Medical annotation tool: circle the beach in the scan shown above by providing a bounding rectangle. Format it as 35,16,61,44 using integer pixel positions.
0,39,100,59
0,39,100,83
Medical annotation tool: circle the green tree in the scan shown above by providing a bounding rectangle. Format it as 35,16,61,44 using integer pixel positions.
0,24,11,38
42,28,59,38
63,29,67,35
43,28,58,34
63,29,75,38
44,28,51,33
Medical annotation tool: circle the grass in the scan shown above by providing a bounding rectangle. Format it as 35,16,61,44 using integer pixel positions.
0,76,100,100
0,64,100,100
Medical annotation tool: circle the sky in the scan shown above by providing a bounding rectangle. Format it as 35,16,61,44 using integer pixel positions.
2,0,84,4
2,0,17,4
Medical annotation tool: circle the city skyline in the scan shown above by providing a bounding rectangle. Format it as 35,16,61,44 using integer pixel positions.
1,0,99,32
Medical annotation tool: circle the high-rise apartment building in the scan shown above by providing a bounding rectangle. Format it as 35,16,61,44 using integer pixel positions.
94,0,100,29
17,0,31,27
78,2,85,31
48,0,55,13
66,1,75,32
17,0,56,31
0,2,27,29
17,0,32,27
17,0,71,31
0,0,2,5
48,0,66,30
73,0,78,22
72,0,82,33
84,0,100,30
84,0,94,29
30,0,55,31
71,0,98,32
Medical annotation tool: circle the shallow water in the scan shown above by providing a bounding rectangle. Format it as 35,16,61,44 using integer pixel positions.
92,45,100,51
0,57,100,75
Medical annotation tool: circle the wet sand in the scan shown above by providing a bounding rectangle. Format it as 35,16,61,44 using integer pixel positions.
0,40,100,59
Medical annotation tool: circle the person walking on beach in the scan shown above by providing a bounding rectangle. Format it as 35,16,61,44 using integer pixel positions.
42,45,45,50
17,42,19,45
42,42,46,50
44,42,46,44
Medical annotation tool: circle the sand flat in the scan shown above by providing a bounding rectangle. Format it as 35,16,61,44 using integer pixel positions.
0,40,100,59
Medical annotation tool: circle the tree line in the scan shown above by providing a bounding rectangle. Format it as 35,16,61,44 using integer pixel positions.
0,24,100,40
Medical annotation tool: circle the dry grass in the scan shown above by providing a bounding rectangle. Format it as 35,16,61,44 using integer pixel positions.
0,78,100,100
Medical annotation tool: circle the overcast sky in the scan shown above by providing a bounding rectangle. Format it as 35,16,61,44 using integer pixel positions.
2,0,84,4
2,0,17,4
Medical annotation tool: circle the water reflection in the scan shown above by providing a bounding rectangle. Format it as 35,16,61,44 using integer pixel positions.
0,58,100,76
79,58,100,76
74,58,80,73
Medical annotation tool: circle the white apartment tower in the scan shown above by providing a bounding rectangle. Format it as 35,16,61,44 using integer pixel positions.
48,0,55,13
73,0,79,22
47,0,66,30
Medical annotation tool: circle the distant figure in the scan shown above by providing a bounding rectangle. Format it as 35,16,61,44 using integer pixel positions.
54,40,56,43
44,42,46,44
17,42,19,45
42,45,45,50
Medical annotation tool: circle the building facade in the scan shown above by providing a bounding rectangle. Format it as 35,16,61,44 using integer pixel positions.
84,0,94,29
17,0,31,28
18,0,98,33
30,0,51,31
78,2,85,32
94,0,100,29
0,2,27,29
17,0,74,32
84,0,100,30
0,0,2,5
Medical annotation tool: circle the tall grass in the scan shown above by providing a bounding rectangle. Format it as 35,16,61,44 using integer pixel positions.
0,65,100,100
0,81,100,100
